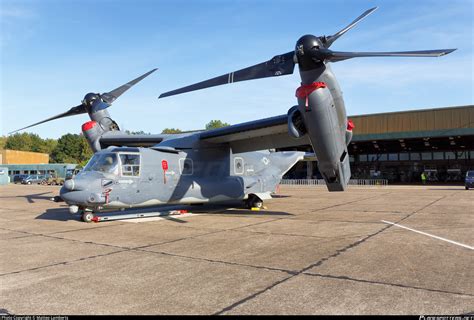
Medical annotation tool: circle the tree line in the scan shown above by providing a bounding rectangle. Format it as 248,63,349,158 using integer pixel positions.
0,120,230,166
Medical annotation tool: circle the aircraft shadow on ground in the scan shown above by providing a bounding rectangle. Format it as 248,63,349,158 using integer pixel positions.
270,194,292,198
35,203,293,222
35,207,80,222
199,209,293,217
0,191,54,204
427,187,467,190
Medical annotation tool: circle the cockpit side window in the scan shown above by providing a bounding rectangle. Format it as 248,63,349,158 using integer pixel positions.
84,153,119,175
120,153,140,177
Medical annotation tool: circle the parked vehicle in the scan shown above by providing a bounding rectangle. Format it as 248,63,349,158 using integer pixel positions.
21,175,49,185
13,174,29,184
42,176,65,185
465,170,474,190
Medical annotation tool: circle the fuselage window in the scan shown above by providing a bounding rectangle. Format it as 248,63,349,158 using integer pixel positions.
234,157,244,175
120,153,140,177
179,158,193,175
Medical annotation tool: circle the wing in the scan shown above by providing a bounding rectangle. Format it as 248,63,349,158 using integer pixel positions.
99,132,168,148
199,115,310,153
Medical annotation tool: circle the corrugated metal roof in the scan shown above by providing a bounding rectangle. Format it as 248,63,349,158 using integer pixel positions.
350,105,474,136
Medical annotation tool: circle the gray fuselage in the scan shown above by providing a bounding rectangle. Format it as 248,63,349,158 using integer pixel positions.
60,145,303,210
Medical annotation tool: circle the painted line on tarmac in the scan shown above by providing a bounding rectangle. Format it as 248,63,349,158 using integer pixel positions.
381,220,473,250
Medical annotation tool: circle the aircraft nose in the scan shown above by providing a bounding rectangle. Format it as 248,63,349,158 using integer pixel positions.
63,178,87,191
60,186,86,204
60,174,108,205
60,188,106,206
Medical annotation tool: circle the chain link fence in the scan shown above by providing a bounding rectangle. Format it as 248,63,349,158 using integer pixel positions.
280,179,388,186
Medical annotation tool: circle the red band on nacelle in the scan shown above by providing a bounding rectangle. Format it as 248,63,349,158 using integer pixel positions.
347,119,355,131
82,121,97,132
295,82,327,99
295,82,327,109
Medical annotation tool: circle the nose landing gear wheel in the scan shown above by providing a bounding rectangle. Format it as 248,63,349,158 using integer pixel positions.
252,199,263,209
246,195,263,209
81,211,95,223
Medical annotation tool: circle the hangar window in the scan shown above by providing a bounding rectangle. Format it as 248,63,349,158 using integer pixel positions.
399,153,409,161
470,151,474,159
368,154,378,162
179,158,193,175
358,155,367,162
433,152,444,160
445,152,456,160
410,153,420,161
421,152,432,160
388,154,398,161
457,152,467,159
120,154,140,177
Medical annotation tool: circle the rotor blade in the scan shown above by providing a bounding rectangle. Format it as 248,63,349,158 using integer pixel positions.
9,104,86,134
101,68,158,104
323,7,378,48
159,52,295,98
321,48,457,62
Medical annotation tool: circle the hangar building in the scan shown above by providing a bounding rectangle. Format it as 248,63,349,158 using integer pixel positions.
0,149,49,164
0,150,78,180
286,105,474,183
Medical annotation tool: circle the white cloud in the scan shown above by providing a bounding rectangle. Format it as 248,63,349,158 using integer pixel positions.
0,6,35,19
0,4,37,48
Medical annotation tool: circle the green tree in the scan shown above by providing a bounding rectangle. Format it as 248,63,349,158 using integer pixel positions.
0,136,7,150
50,133,92,165
78,135,93,167
161,128,182,134
205,120,230,130
38,138,58,154
4,132,47,152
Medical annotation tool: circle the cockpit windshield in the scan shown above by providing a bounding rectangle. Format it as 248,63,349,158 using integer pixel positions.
83,153,119,174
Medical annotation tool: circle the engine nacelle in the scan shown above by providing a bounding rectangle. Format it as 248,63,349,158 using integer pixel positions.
296,82,350,191
82,121,103,153
287,106,307,139
82,108,121,153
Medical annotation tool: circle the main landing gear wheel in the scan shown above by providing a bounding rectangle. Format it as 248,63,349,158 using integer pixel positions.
81,211,95,223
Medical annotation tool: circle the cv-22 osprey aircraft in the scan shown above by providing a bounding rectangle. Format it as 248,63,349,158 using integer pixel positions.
12,7,455,222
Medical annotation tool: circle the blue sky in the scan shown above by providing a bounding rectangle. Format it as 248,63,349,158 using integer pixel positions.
1,0,472,138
